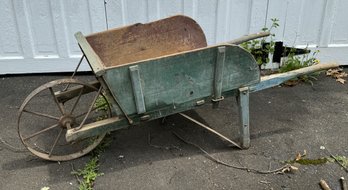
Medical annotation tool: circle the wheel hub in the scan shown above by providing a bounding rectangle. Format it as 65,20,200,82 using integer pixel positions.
59,115,75,128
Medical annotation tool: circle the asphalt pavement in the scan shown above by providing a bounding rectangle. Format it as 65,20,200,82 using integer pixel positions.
0,71,347,190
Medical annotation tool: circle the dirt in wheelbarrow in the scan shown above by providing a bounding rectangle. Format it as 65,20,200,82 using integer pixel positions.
0,70,347,190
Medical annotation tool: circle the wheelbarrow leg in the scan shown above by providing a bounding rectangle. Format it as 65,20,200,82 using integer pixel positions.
237,87,250,149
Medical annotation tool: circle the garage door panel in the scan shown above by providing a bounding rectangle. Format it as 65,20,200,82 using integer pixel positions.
297,0,327,45
26,0,58,56
330,0,348,44
0,0,106,74
0,0,23,58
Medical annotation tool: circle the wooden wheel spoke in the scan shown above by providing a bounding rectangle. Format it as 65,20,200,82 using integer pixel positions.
70,87,84,115
48,128,63,157
49,87,65,115
23,124,59,141
23,109,59,120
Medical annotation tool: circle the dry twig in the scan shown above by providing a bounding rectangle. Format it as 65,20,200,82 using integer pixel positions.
179,113,242,149
341,177,347,190
259,180,271,184
326,148,348,173
71,163,83,185
319,179,331,190
148,133,181,151
172,131,291,174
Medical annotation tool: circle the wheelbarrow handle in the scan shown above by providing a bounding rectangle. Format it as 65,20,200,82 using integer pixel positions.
249,62,339,93
226,31,270,45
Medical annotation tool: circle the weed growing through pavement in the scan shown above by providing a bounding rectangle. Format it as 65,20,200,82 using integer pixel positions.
71,94,112,190
71,156,104,190
71,134,112,190
283,153,348,171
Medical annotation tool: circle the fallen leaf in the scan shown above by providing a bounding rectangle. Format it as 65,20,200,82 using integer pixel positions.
336,78,346,84
295,150,307,161
295,153,302,161
329,69,338,75
326,68,347,84
337,73,348,78
326,68,340,76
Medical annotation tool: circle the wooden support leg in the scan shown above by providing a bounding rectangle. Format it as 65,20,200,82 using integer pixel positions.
237,87,250,149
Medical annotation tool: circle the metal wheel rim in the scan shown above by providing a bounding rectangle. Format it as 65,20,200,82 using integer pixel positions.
17,79,110,161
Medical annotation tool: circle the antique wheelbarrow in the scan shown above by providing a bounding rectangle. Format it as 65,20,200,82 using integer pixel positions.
17,15,337,161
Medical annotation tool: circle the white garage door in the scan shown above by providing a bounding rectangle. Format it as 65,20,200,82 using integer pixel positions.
0,0,347,74
265,0,348,66
0,0,106,74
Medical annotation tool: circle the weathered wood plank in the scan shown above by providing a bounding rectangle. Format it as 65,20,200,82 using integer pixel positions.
66,117,124,142
237,87,250,149
66,89,241,141
249,63,339,92
74,32,105,76
213,46,226,101
55,80,100,102
103,44,260,116
226,31,270,45
85,15,207,68
129,65,146,114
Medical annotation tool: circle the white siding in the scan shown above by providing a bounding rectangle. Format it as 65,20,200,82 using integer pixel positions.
0,0,347,74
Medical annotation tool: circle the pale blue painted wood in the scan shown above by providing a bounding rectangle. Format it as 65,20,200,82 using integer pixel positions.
237,87,250,149
129,65,146,114
103,45,260,116
213,46,226,100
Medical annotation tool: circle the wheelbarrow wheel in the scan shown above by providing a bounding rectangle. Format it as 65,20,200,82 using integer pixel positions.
17,79,111,161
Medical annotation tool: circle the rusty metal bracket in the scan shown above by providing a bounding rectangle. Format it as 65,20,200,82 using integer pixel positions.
74,87,103,131
211,96,224,102
63,55,85,92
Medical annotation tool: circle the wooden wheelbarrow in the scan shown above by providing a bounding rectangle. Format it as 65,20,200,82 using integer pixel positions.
17,15,338,161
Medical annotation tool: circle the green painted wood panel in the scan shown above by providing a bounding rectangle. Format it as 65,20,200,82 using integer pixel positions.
103,44,260,116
